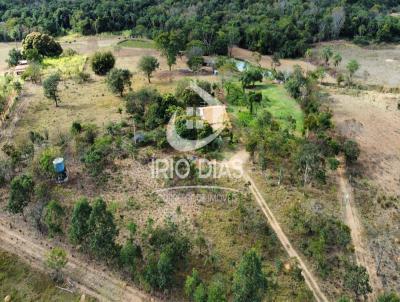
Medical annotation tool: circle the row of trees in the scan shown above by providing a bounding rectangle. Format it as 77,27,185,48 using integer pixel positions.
1,1,400,57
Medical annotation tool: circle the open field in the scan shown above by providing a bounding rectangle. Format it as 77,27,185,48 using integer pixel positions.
315,41,400,87
328,87,400,195
0,250,81,302
328,86,400,295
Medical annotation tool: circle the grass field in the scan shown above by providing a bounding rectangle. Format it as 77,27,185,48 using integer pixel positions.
0,250,80,302
229,83,304,133
42,55,87,78
118,39,156,49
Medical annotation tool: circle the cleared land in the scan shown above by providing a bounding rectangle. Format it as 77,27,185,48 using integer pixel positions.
328,86,400,295
315,41,400,87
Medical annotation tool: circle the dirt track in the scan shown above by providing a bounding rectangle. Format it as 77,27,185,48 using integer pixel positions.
337,163,382,300
228,151,328,302
0,215,155,302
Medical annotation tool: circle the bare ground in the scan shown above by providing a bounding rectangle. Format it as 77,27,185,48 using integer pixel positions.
328,88,400,195
337,163,382,300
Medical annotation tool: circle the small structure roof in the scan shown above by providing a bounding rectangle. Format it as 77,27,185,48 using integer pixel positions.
198,105,231,130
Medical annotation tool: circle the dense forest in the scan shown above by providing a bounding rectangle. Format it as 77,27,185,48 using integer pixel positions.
1,0,400,57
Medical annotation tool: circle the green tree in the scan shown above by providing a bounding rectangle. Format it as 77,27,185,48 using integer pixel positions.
321,47,333,66
106,68,132,96
333,53,342,67
194,283,208,302
232,249,267,302
247,91,262,114
21,63,42,84
87,198,118,259
24,48,43,63
240,69,263,90
43,200,65,236
22,32,62,57
185,269,202,298
207,278,227,302
344,265,372,301
8,174,34,214
155,31,184,71
346,60,360,84
119,240,141,276
68,197,92,245
157,249,174,290
91,51,115,75
46,247,68,282
7,48,23,67
138,56,159,83
187,56,204,73
43,73,61,107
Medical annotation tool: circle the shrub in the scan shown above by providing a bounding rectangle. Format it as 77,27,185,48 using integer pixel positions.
106,68,132,96
73,70,90,84
343,140,360,164
91,51,115,75
8,174,34,214
7,48,23,67
43,200,65,236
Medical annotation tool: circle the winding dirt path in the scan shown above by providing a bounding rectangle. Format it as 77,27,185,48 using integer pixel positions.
228,151,328,302
337,163,382,300
0,217,155,302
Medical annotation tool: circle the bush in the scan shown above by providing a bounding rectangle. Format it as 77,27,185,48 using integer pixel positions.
343,140,360,164
106,68,132,96
22,32,62,57
73,70,90,84
21,63,42,84
8,174,34,214
91,51,115,75
43,200,65,236
34,147,61,179
7,48,23,67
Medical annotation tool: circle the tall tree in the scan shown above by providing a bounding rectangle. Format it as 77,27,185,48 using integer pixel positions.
106,68,132,96
346,60,360,84
68,197,92,245
43,200,65,237
43,73,61,107
232,249,267,302
155,30,184,71
138,56,159,83
87,198,118,259
344,265,372,301
8,174,34,214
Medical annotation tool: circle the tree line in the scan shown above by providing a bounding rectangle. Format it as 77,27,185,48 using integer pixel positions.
1,0,400,57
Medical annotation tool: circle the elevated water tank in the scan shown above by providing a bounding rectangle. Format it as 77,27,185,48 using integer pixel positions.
53,158,65,173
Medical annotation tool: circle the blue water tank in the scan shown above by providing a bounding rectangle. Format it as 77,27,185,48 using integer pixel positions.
53,158,65,173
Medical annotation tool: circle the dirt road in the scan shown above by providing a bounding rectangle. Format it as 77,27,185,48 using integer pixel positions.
228,151,328,302
337,163,382,300
0,217,155,302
